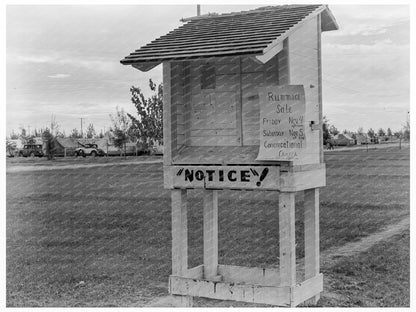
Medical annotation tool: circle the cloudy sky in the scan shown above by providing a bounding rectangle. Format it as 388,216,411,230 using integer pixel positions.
5,2,410,136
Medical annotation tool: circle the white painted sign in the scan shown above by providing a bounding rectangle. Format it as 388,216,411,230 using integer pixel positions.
169,166,280,190
256,85,306,161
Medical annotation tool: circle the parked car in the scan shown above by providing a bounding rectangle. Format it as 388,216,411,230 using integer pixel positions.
19,144,44,157
75,143,105,157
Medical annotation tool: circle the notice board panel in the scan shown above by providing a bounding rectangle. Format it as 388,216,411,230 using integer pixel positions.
256,85,306,162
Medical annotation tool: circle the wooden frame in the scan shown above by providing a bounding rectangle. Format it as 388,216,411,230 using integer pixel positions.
163,9,328,308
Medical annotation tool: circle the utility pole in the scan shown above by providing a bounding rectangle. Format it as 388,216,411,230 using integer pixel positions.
80,118,84,138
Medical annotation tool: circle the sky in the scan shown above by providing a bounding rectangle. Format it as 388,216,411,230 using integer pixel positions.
5,2,411,137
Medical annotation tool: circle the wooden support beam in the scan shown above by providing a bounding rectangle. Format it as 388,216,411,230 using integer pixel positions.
304,188,320,304
162,62,172,166
171,189,188,276
203,190,219,279
171,189,193,306
278,192,296,300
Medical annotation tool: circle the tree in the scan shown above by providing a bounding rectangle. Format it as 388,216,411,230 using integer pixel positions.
357,127,364,135
110,107,132,157
128,79,163,149
322,116,330,145
403,121,410,141
86,123,96,139
6,140,17,157
329,125,339,137
42,128,55,160
70,128,83,138
387,128,392,137
394,130,403,138
367,128,375,138
378,128,385,137
9,130,19,139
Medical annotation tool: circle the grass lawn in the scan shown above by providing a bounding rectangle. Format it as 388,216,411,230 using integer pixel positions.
6,146,410,307
320,230,410,307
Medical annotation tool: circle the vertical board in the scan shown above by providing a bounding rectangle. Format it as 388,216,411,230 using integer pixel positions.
172,189,188,275
304,188,320,304
279,192,296,291
288,16,320,165
163,62,172,165
172,62,185,150
188,58,240,146
203,190,219,279
241,55,279,146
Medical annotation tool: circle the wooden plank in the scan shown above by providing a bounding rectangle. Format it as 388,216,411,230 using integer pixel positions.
279,167,326,192
304,188,320,304
278,38,290,85
189,136,239,147
169,165,280,190
217,264,279,286
203,190,218,279
317,14,324,163
171,189,188,276
183,61,192,146
127,44,268,58
171,145,294,165
190,129,237,137
169,275,291,306
123,48,264,62
183,265,204,279
292,274,323,306
162,62,172,166
279,192,296,294
256,41,283,64
139,37,277,52
237,57,243,146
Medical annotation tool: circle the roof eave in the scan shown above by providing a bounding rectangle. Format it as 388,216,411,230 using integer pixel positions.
321,5,339,31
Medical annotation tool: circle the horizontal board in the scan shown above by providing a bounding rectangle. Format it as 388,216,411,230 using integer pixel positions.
169,275,291,306
292,274,323,306
190,129,237,137
167,165,280,190
188,136,239,146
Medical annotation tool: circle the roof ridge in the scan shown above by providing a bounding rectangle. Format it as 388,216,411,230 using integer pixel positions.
180,4,323,22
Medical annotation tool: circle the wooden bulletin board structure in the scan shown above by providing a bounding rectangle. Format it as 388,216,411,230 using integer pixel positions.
121,4,338,307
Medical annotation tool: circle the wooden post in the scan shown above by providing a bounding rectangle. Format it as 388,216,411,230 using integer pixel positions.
279,191,296,306
171,189,188,275
304,188,320,305
171,189,193,306
203,190,219,279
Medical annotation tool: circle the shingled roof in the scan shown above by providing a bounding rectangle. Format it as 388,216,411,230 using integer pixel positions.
121,5,338,70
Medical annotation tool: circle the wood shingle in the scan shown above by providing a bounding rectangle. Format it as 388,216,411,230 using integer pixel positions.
121,4,337,70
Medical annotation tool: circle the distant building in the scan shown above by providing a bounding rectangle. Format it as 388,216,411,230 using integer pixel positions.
355,134,369,145
333,133,355,146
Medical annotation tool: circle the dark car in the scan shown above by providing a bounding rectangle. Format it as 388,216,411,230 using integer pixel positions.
19,144,44,157
75,143,105,157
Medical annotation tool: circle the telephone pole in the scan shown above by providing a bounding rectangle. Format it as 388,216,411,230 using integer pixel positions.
80,118,84,138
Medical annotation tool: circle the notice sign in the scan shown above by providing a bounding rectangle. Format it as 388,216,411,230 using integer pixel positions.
256,85,306,161
169,166,280,190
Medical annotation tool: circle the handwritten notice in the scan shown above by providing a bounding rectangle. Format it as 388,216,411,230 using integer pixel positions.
256,85,306,161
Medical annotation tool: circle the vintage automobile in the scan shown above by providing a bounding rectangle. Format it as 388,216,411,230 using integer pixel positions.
19,144,44,157
74,143,105,157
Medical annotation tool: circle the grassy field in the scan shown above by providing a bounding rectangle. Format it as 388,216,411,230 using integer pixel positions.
6,146,410,307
